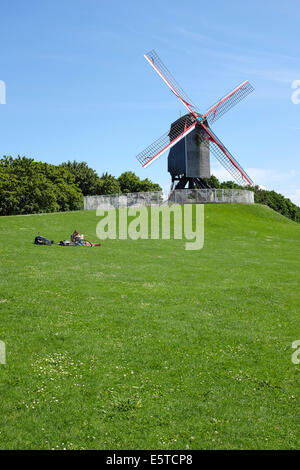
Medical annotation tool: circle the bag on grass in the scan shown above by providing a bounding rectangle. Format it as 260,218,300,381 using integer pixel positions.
58,240,75,246
34,235,53,245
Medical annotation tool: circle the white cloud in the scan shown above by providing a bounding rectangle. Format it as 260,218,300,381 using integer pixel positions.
211,164,298,189
210,164,300,204
289,189,300,207
246,168,297,185
210,165,230,181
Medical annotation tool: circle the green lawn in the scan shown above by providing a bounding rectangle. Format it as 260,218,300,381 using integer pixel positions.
0,204,299,450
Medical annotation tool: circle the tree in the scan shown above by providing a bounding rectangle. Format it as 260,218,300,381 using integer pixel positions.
118,171,161,193
118,171,141,193
0,156,163,215
60,161,101,195
252,187,300,222
0,156,83,215
138,177,161,192
205,175,220,188
219,180,241,189
98,173,121,195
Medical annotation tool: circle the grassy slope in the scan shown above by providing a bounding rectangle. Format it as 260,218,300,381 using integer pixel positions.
0,204,299,450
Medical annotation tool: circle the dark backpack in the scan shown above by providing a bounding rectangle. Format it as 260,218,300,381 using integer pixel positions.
34,235,53,245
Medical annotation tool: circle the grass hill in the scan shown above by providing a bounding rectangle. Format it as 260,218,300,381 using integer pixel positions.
0,204,299,450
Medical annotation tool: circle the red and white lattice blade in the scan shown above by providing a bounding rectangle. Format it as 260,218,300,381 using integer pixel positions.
200,123,254,186
144,50,198,118
136,119,197,168
203,80,254,125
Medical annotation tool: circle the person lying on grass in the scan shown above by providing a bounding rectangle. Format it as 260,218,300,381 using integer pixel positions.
71,230,101,247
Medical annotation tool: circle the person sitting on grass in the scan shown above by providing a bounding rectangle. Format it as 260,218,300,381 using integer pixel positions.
71,230,101,247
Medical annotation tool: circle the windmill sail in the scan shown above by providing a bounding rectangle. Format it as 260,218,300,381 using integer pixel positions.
136,115,197,168
203,81,254,125
144,50,199,118
138,49,254,187
199,123,254,186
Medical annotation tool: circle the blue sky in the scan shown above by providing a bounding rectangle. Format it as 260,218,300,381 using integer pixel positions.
1,0,300,204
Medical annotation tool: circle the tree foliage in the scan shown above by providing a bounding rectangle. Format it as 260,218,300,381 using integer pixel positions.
0,156,83,215
59,163,162,196
98,172,121,195
251,187,300,223
118,171,161,193
59,161,101,195
0,156,162,216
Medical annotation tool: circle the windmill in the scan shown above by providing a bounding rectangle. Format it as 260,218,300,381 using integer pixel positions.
136,50,254,189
